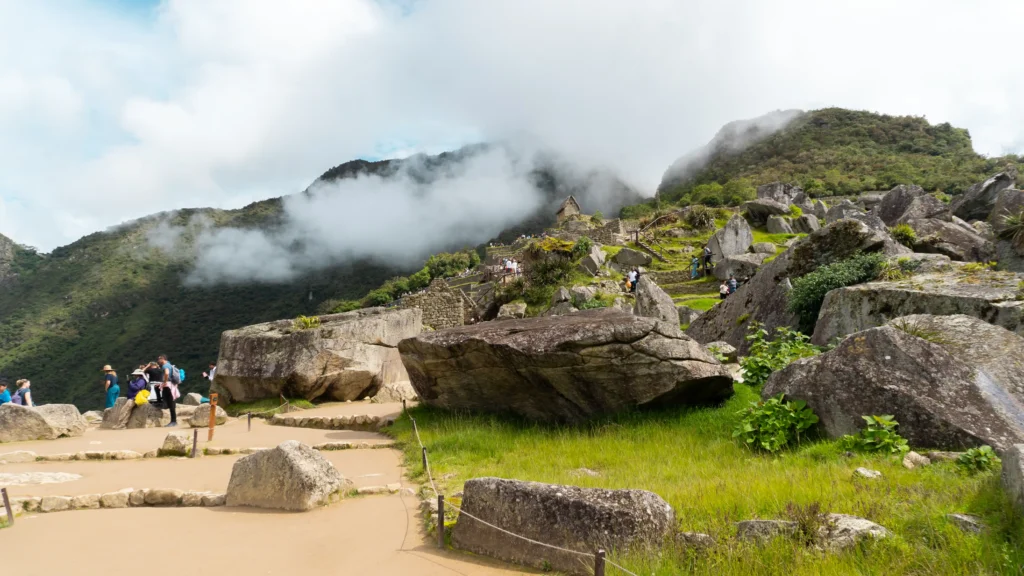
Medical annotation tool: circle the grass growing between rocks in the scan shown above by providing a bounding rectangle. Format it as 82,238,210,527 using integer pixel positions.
675,296,720,311
388,385,1023,575
222,397,315,417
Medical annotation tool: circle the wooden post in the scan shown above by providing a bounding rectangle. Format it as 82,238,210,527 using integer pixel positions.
437,495,445,549
247,411,252,432
402,399,406,415
208,393,218,441
421,446,427,471
1,487,13,526
594,549,605,576
191,428,198,458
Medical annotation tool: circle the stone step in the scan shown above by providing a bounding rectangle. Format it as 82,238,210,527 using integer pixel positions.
269,413,396,432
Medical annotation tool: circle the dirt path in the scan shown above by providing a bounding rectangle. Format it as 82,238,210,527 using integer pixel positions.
2,496,533,576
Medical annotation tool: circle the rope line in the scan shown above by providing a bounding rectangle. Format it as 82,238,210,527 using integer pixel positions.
245,400,291,416
408,415,640,576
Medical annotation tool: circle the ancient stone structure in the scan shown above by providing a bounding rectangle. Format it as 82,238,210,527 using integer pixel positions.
452,477,675,575
399,278,465,330
555,195,582,223
213,307,421,403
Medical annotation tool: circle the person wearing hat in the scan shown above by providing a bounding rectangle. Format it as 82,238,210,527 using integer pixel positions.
110,368,148,429
102,365,120,409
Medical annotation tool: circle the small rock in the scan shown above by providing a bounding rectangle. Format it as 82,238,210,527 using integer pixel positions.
39,496,72,513
70,494,101,510
751,242,777,255
182,393,204,406
569,467,601,478
705,341,737,363
676,532,716,550
823,513,890,551
946,513,985,534
357,485,390,495
129,489,148,507
143,450,159,458
145,489,183,506
159,432,192,457
854,467,882,479
903,451,931,470
100,490,132,509
0,450,37,463
108,450,142,460
386,483,402,493
924,451,964,463
735,519,797,542
181,491,207,507
202,493,227,507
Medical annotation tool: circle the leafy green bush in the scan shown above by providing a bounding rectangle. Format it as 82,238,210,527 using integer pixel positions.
733,393,819,452
425,251,478,280
935,191,952,203
591,211,604,224
956,445,1001,474
362,288,394,307
408,266,432,291
788,252,885,331
572,236,593,259
684,205,716,230
789,204,804,218
840,415,909,454
740,322,820,387
889,224,918,248
327,300,361,314
620,202,655,220
293,315,321,330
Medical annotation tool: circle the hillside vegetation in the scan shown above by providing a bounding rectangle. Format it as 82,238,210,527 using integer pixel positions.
658,108,1022,205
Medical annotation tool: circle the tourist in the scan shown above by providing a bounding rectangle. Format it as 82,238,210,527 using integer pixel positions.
703,245,713,275
157,354,178,427
690,255,700,279
728,274,738,294
631,269,640,293
719,281,730,300
202,362,217,382
127,369,148,402
145,361,164,404
626,269,637,291
10,379,33,407
102,365,120,409
0,381,10,405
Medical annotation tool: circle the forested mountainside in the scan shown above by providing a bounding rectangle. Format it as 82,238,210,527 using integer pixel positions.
0,144,640,410
658,108,1023,204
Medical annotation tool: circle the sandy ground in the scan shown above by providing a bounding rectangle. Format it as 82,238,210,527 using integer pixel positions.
2,448,405,497
1,409,398,457
2,496,534,576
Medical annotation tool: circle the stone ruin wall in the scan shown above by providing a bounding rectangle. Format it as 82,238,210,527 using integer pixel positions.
399,279,464,330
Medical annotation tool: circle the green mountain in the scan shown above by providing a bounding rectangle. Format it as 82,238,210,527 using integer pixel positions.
658,108,1022,203
0,145,640,410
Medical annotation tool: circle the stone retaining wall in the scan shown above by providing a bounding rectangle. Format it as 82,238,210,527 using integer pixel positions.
1,441,394,464
10,488,227,516
399,278,465,329
268,413,396,432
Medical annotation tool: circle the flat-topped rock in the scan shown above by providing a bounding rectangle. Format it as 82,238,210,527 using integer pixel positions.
399,309,733,423
226,440,349,511
0,404,87,443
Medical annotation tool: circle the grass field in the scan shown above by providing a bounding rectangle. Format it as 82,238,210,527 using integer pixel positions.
388,385,1023,575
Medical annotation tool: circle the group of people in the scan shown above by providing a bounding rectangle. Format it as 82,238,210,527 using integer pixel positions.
0,379,33,407
690,245,714,279
502,258,521,279
719,274,741,299
102,355,216,428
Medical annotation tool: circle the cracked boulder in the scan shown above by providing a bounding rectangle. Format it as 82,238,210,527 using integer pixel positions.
767,315,1024,451
213,308,422,403
398,309,732,423
952,170,1019,221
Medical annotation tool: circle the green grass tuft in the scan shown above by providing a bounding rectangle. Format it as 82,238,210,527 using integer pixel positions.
222,397,315,417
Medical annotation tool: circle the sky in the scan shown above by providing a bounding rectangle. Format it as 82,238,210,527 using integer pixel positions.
2,0,1024,252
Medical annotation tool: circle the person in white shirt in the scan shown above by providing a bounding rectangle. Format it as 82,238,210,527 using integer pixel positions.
202,362,217,382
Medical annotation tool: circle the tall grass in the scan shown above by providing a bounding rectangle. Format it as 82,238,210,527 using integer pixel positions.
387,385,1022,575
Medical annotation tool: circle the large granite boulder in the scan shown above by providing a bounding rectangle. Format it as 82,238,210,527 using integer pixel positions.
767,215,794,234
742,199,790,226
0,404,87,443
160,432,192,456
765,315,1024,451
1004,444,1024,514
370,379,419,403
893,195,950,225
187,404,229,428
952,170,1018,222
127,402,170,429
633,276,678,324
677,305,703,326
213,308,422,404
35,404,87,438
687,219,899,353
182,393,203,406
708,214,753,262
906,218,996,262
997,240,1024,273
714,253,769,281
791,214,820,234
578,245,606,276
757,182,800,205
225,440,349,511
991,188,1024,232
825,200,863,225
612,247,652,267
875,185,927,226
495,302,527,320
811,265,1024,345
452,477,674,575
398,309,733,423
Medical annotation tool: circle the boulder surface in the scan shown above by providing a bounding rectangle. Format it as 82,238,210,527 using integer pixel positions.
213,308,422,404
765,315,1024,451
633,276,678,324
187,404,228,428
226,440,349,511
452,477,675,575
1004,444,1024,514
0,404,87,443
708,214,753,262
399,309,733,423
952,170,1018,221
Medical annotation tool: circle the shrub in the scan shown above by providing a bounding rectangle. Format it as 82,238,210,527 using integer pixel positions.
876,260,906,281
408,266,432,291
788,252,885,332
785,502,832,546
572,236,593,260
891,317,946,344
684,205,716,230
732,393,819,452
327,300,361,314
362,288,394,307
789,204,804,218
935,191,952,203
591,211,604,224
426,251,475,280
998,210,1024,248
840,415,909,454
740,322,820,387
956,445,1001,474
889,223,918,248
293,315,321,330
620,202,655,220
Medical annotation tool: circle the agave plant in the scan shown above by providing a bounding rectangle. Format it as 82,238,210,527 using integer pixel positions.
999,209,1024,249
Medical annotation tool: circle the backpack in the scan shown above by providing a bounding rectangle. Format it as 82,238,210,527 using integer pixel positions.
10,389,24,405
169,365,183,385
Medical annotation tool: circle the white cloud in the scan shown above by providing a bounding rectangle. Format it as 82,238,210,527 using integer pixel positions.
1,0,1023,251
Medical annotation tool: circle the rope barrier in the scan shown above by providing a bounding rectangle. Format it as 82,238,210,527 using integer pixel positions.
407,415,640,576
245,399,291,416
